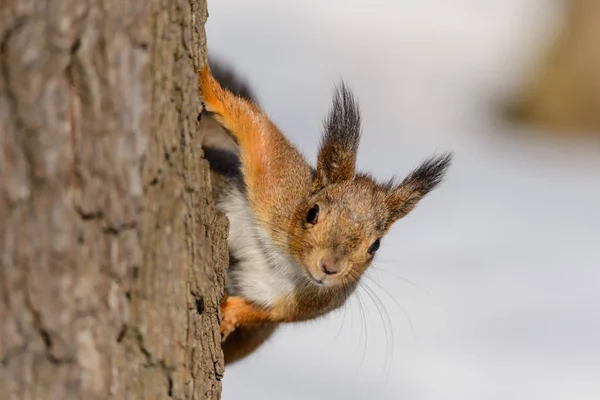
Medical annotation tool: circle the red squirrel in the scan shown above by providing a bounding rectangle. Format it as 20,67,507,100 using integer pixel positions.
198,60,452,365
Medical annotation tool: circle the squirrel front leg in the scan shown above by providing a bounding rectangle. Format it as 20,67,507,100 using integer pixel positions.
198,65,311,223
220,296,280,341
199,66,278,202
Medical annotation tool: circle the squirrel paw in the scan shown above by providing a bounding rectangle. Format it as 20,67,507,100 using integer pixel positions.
220,319,237,341
220,296,273,341
220,296,245,341
198,65,220,114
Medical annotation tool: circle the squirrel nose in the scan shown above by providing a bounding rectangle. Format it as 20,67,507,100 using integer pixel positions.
320,257,340,275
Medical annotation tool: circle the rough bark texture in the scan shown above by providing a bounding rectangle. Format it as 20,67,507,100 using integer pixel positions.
509,0,600,137
0,0,227,399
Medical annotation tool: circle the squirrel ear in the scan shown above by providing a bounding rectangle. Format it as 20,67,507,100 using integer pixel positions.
315,83,361,187
384,153,453,225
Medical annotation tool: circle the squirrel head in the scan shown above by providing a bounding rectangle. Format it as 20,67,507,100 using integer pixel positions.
286,84,452,288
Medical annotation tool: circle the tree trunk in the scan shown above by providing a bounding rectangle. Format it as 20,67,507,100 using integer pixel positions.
509,0,600,137
0,0,227,399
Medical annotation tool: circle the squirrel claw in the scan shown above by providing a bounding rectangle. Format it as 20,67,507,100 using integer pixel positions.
197,103,206,122
220,318,237,341
220,295,243,341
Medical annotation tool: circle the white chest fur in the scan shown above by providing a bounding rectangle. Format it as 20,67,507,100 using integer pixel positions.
217,187,305,308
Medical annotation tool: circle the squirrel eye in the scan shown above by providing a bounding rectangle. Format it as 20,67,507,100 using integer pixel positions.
305,204,319,224
368,238,381,255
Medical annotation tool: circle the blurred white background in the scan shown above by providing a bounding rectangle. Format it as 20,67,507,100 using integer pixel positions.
206,1,600,399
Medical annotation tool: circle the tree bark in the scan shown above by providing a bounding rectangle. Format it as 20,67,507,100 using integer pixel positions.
509,0,600,136
0,0,227,399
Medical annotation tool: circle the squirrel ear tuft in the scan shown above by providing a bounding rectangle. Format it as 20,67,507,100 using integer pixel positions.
315,83,362,187
384,153,453,225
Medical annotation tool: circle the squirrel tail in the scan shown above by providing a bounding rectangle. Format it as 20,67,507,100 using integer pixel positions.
208,57,258,105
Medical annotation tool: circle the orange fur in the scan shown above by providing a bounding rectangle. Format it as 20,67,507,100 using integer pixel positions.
220,296,289,340
199,66,267,192
199,66,312,227
200,64,452,363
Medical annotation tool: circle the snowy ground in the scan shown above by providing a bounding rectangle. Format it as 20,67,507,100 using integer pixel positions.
206,1,600,399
